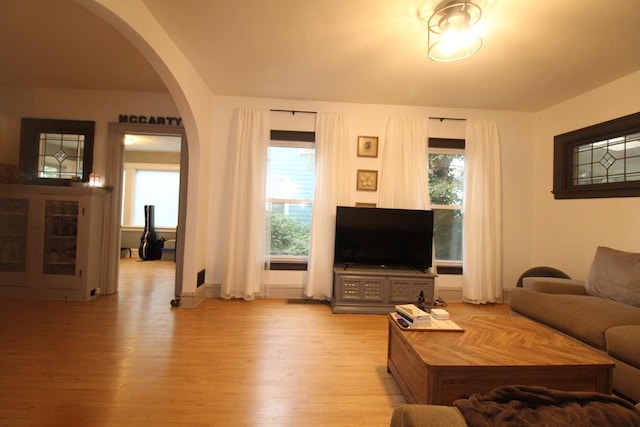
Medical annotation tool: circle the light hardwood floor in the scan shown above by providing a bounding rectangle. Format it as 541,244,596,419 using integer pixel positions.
0,258,509,426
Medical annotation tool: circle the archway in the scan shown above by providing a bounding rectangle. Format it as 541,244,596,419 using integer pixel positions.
77,0,213,304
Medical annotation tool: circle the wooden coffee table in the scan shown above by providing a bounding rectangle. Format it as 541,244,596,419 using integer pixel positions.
387,315,614,405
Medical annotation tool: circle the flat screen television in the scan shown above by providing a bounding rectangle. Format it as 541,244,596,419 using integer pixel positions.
334,206,434,271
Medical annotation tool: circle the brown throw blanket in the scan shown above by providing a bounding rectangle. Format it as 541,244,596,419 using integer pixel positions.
453,385,640,427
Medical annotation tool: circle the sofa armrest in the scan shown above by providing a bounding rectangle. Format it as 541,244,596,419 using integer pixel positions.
390,404,467,427
522,277,587,295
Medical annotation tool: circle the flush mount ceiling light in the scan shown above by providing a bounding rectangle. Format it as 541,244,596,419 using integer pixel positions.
426,0,483,62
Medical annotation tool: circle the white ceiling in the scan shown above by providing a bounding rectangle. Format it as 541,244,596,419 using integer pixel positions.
2,0,640,112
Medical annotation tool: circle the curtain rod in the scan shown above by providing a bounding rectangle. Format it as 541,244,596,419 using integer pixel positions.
270,109,317,115
429,116,466,122
270,110,463,120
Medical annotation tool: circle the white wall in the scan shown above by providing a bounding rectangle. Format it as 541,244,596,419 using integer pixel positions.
1,86,180,178
207,96,537,298
532,71,640,279
2,85,542,300
1,85,183,290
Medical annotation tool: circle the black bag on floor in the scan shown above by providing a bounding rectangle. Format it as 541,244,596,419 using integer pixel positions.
139,205,163,260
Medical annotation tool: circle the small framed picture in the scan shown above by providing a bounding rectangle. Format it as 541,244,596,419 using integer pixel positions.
357,136,379,158
355,202,377,208
356,169,378,191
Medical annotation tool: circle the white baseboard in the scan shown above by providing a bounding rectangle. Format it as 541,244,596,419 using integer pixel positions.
437,287,511,304
177,283,207,307
204,283,471,304
197,284,509,306
205,283,308,299
436,287,463,303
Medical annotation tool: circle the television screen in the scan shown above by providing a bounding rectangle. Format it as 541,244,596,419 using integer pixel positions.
334,206,434,270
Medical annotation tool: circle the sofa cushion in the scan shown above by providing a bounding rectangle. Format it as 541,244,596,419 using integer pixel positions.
510,288,640,349
522,277,587,295
605,325,640,368
585,246,640,308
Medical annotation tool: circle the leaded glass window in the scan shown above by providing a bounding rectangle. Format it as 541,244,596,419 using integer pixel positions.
38,132,85,179
553,112,640,199
19,118,95,185
572,133,640,186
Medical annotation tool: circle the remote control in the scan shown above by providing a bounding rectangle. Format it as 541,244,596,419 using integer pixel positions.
397,318,409,328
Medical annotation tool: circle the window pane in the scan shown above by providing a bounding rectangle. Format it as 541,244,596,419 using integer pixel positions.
428,153,465,205
268,202,312,256
267,146,315,257
37,132,84,179
268,146,315,200
433,209,463,261
572,135,640,186
132,170,180,227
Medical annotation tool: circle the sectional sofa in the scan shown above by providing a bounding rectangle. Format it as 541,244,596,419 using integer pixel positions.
510,246,640,402
388,246,640,426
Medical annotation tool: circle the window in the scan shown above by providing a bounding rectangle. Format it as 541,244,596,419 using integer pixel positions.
572,136,640,185
19,118,95,185
121,164,180,228
554,112,640,199
428,138,465,273
267,130,316,268
38,132,85,179
132,170,180,227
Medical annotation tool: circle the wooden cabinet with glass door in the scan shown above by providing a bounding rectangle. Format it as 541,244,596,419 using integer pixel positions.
43,200,79,275
0,197,29,276
0,184,105,300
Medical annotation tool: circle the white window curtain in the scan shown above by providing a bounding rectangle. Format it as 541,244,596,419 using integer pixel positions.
304,112,352,299
221,108,270,300
462,120,503,304
378,116,430,210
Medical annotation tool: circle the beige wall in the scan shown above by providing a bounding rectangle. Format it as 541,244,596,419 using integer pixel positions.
0,87,21,166
124,150,180,164
532,71,640,279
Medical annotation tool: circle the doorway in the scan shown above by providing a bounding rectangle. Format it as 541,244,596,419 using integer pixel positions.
104,123,188,303
121,133,181,262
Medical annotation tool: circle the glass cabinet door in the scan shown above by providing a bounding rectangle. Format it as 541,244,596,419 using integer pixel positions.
43,200,78,275
0,197,29,273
